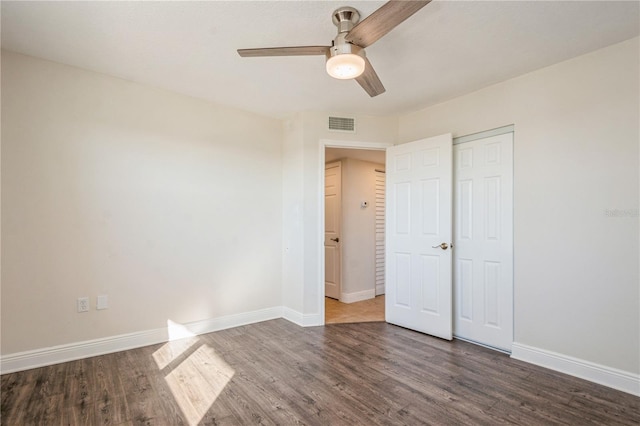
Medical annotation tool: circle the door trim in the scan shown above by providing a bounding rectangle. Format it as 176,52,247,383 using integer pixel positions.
453,124,514,145
318,139,393,325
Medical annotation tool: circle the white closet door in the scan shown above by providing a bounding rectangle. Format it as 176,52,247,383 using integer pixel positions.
453,132,513,351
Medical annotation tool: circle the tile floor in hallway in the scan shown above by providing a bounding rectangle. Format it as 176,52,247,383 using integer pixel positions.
325,295,385,324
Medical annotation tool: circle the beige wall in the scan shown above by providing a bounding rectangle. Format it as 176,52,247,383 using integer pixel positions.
340,158,384,299
326,148,385,164
1,51,284,354
281,114,305,314
398,37,639,374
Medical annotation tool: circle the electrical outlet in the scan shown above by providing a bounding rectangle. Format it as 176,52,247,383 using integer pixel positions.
77,297,89,313
97,295,108,310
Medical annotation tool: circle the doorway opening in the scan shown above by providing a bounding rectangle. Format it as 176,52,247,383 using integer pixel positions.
323,144,388,324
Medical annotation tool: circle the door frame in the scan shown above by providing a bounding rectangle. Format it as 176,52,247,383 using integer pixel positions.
318,139,393,325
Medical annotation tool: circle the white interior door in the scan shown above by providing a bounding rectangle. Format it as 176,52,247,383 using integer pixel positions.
324,161,342,300
385,134,453,340
453,133,513,351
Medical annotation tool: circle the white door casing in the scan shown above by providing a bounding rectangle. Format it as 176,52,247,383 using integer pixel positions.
453,132,513,351
385,134,453,340
324,161,342,300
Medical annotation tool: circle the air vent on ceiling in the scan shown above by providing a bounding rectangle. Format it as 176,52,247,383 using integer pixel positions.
328,116,356,133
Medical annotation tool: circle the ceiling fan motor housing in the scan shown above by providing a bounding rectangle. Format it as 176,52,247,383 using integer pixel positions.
328,6,365,60
332,6,360,33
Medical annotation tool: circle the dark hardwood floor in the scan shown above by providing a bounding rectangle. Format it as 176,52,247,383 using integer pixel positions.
2,319,639,425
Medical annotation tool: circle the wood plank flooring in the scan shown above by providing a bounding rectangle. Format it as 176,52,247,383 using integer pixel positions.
2,319,639,425
325,296,385,324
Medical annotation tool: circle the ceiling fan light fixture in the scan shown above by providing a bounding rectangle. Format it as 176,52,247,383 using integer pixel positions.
238,1,431,96
326,53,365,80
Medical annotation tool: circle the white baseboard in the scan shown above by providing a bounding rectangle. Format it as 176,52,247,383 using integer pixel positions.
375,285,385,296
300,313,323,327
282,306,303,325
0,306,283,375
282,307,323,327
341,289,376,304
511,342,640,396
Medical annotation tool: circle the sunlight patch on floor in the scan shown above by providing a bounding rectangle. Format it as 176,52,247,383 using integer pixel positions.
153,336,199,370
153,320,200,369
164,344,234,425
154,320,235,425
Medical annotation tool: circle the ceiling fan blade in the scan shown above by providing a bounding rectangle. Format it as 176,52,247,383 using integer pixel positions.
355,58,386,97
345,0,431,48
238,46,330,57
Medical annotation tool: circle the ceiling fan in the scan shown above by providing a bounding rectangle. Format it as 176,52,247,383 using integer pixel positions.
237,0,431,97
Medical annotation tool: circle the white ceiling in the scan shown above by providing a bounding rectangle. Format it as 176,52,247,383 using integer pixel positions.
2,1,638,119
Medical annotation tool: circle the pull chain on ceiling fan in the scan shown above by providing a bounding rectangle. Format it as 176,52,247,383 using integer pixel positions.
237,0,431,97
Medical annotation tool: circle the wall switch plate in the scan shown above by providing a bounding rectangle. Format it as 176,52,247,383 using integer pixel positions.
77,297,89,313
96,295,108,310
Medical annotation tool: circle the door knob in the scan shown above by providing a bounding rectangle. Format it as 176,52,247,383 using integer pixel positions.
432,242,448,250
331,237,340,243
